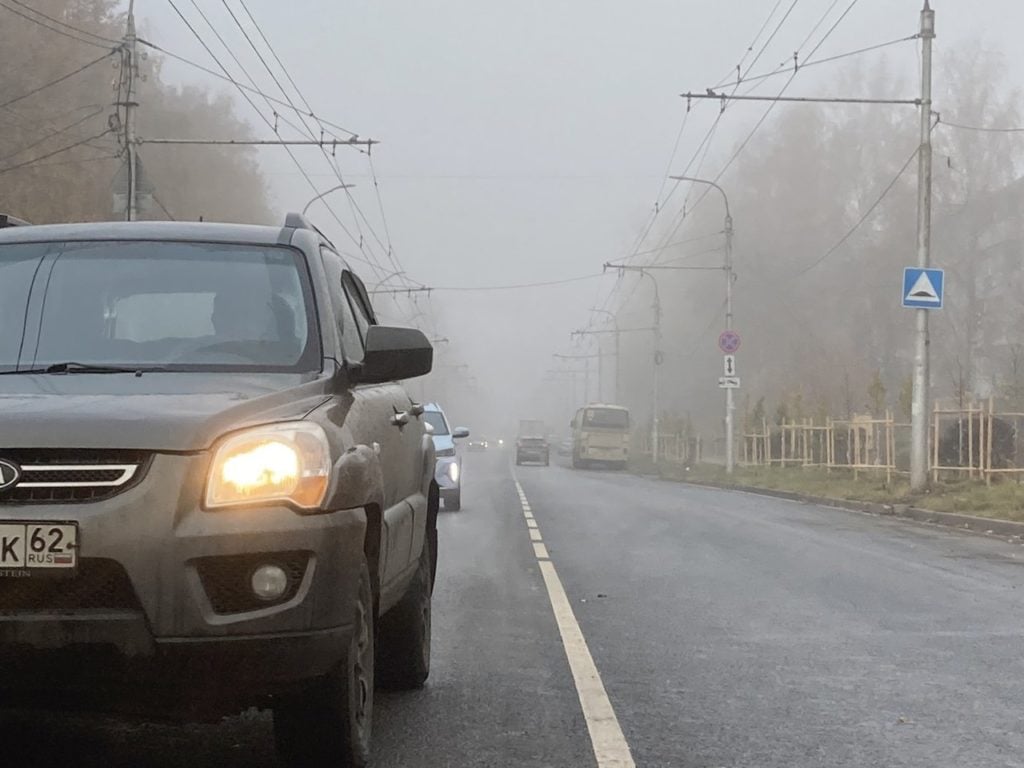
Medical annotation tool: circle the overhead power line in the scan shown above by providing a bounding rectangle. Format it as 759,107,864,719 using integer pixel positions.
151,193,177,221
0,52,114,111
737,35,919,88
2,0,120,45
602,0,866,326
712,0,786,87
0,1,116,49
162,0,387,276
795,144,919,277
937,118,1024,134
0,129,113,176
136,38,358,139
632,231,724,258
0,106,106,164
664,0,866,250
138,137,375,146
371,273,608,294
730,0,843,92
221,0,409,288
682,91,919,107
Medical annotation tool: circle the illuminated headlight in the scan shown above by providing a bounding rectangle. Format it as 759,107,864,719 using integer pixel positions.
448,461,460,483
206,422,331,510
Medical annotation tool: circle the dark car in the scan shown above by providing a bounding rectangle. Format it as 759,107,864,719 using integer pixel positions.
0,214,438,767
516,436,550,466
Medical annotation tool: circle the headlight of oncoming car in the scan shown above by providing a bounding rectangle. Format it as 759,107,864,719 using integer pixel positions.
436,446,456,457
206,422,331,510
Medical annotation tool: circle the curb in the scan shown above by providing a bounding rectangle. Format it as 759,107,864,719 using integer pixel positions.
674,478,1024,539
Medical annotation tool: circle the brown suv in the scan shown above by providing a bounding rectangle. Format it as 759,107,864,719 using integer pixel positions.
0,213,438,767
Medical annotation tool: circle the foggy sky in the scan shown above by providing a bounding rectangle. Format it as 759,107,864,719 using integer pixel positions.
136,1,1024,433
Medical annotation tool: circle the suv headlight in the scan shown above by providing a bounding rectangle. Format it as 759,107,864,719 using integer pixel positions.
206,422,331,510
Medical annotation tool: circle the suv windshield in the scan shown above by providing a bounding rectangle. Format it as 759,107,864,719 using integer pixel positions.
424,411,449,436
0,241,319,373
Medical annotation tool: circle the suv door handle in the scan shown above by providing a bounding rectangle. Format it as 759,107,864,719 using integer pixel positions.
391,411,410,428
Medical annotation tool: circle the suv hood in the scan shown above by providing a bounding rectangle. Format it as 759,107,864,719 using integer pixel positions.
0,373,331,451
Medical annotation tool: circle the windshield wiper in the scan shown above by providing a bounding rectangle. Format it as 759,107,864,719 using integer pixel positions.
0,362,172,375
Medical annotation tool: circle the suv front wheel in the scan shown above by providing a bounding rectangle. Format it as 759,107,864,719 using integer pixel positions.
274,557,375,768
376,538,433,690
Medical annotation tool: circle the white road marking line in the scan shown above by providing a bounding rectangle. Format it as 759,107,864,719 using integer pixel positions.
524,511,534,520
537,561,635,768
513,474,636,768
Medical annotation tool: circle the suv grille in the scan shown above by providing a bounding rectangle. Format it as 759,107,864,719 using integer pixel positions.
0,558,141,613
0,450,150,504
195,551,310,615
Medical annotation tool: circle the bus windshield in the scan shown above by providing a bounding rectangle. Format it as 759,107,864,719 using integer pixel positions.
583,408,629,430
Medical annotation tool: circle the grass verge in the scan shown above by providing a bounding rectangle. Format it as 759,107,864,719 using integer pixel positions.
649,462,1024,523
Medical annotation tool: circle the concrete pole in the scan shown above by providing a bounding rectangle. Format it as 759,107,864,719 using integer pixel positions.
651,275,661,465
125,0,138,222
724,211,735,474
910,1,935,491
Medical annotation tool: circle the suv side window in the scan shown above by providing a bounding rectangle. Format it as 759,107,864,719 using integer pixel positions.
342,272,374,346
321,247,365,363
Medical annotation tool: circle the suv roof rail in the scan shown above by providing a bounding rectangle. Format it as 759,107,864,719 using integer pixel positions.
284,212,314,230
0,214,31,228
285,211,337,251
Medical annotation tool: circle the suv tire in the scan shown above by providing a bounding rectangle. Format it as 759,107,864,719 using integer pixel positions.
445,489,462,511
376,539,433,690
274,557,375,768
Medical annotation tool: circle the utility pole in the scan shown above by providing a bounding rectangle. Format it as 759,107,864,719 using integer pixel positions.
603,264,662,464
124,0,138,222
590,308,619,403
911,1,935,491
671,176,735,473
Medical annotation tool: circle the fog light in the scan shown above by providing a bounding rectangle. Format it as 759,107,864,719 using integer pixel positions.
448,461,460,483
251,564,289,601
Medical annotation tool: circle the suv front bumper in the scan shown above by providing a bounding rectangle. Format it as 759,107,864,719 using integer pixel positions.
0,453,366,713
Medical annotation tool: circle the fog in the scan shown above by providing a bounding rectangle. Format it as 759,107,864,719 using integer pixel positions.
8,0,1024,444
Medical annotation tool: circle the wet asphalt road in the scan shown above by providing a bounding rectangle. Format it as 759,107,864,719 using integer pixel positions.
7,449,1024,767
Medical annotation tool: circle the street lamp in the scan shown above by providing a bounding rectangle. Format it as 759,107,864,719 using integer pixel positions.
671,175,735,474
302,183,356,216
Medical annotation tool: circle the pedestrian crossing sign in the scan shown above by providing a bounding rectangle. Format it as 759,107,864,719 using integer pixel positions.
902,267,944,309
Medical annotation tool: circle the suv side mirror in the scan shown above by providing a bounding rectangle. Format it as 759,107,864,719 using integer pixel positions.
359,326,433,384
452,427,470,439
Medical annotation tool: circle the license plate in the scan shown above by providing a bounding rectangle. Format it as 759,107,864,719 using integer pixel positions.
0,522,79,576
